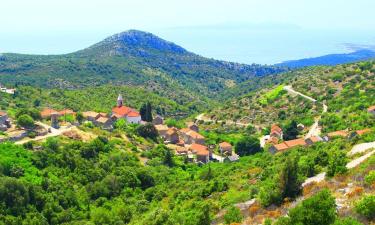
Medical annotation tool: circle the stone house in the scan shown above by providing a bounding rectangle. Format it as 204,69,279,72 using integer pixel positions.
155,124,169,138
179,128,205,145
95,116,113,130
219,142,233,156
0,111,10,131
152,115,164,125
165,127,179,144
186,122,199,132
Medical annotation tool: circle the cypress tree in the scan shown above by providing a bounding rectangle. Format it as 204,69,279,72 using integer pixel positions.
279,156,301,199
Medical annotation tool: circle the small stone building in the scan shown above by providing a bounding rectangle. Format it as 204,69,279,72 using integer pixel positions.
152,115,164,125
219,142,233,156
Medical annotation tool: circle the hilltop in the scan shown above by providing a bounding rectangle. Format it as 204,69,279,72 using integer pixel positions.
0,30,284,101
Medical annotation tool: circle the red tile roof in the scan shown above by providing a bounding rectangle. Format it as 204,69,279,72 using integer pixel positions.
271,138,307,153
190,143,209,156
180,128,205,139
273,142,289,152
271,124,282,132
356,128,371,136
368,105,375,111
219,142,232,148
307,136,322,143
284,138,307,148
0,111,7,116
59,109,75,115
112,106,140,118
112,106,133,116
327,130,348,138
127,111,140,117
267,136,279,145
41,108,58,118
167,128,178,135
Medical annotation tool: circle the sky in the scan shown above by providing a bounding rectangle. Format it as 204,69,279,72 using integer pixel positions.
1,0,375,64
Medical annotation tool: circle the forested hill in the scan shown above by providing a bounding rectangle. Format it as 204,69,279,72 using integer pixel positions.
0,30,284,99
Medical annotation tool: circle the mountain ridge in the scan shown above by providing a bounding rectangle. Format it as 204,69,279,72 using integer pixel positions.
0,29,284,101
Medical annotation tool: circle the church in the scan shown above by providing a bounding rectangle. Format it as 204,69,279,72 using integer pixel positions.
111,94,142,124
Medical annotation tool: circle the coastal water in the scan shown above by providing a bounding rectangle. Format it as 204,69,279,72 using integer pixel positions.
1,27,374,65
155,27,375,64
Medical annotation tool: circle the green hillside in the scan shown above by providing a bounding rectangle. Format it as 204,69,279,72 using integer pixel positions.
205,61,375,131
0,84,217,118
0,30,284,100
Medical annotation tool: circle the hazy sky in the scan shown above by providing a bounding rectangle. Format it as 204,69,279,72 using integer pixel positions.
1,0,375,63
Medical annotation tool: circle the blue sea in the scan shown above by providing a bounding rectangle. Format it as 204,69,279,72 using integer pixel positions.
154,26,375,64
1,25,375,65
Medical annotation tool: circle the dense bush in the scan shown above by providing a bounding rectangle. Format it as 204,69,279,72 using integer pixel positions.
224,206,243,224
16,114,35,129
235,136,261,156
277,189,336,225
355,195,375,220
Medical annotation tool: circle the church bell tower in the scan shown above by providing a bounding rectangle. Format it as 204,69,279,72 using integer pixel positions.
117,94,123,107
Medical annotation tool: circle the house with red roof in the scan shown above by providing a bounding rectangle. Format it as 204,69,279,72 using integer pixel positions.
190,143,210,163
327,130,349,139
41,108,59,119
349,128,372,139
305,136,323,145
270,124,283,140
111,94,142,124
269,138,307,154
59,109,76,117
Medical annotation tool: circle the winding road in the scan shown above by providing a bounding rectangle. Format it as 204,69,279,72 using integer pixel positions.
283,85,328,138
302,142,375,187
15,122,74,145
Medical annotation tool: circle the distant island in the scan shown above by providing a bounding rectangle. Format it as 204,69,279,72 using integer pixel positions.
276,49,375,68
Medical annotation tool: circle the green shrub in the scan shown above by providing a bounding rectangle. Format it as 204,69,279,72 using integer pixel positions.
333,217,364,225
282,189,336,225
16,114,35,129
224,206,243,224
355,195,375,220
364,171,375,186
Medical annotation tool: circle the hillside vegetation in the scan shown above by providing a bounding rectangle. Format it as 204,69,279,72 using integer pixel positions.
0,127,373,225
0,85,211,117
205,61,375,131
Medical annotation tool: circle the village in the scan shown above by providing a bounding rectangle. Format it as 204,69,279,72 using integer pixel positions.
1,88,374,166
1,78,375,165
